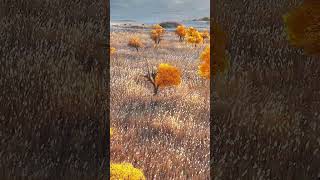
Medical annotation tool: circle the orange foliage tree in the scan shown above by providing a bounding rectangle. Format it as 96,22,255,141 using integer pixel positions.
144,63,181,95
198,24,230,79
128,37,143,52
186,27,203,47
175,25,187,42
150,24,165,46
198,46,210,79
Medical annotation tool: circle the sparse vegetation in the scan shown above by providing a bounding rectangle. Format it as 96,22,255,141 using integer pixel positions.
128,37,143,52
150,24,166,46
111,26,210,178
175,25,187,42
198,46,211,79
186,27,203,47
143,63,182,95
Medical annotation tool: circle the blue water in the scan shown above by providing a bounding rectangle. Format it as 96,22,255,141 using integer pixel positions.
110,0,209,31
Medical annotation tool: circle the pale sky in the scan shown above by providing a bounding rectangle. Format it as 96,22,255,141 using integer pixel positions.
111,0,210,23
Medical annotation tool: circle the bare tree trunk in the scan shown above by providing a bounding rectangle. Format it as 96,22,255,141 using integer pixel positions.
153,85,159,95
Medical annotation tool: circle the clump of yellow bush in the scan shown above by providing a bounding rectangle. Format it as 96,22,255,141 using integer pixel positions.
150,24,165,46
283,0,320,55
199,25,230,79
143,63,181,95
186,27,203,47
175,25,187,42
155,63,181,87
198,46,210,79
128,37,143,52
110,47,116,55
110,163,146,180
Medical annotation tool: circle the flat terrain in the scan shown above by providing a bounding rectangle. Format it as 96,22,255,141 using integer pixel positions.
110,29,210,179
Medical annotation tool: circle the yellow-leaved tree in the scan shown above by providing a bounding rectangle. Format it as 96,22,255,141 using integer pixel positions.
198,46,210,79
175,25,187,42
128,37,143,52
110,163,146,180
150,24,165,46
155,63,181,87
283,0,320,55
186,27,203,47
198,23,230,79
144,63,181,95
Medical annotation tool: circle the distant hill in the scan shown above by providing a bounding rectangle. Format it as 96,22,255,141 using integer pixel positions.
192,17,210,21
159,21,182,28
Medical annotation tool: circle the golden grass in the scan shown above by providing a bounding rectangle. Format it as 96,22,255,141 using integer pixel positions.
110,30,210,179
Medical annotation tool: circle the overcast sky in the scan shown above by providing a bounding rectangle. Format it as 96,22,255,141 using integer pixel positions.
111,0,210,23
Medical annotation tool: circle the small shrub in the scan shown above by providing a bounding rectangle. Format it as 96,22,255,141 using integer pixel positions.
155,63,181,87
198,46,210,79
175,25,187,42
198,45,229,80
110,163,146,180
186,27,203,47
128,37,143,52
144,63,181,95
150,24,165,46
110,47,116,55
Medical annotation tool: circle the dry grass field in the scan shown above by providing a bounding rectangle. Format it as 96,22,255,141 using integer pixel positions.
213,0,320,179
2,0,319,179
1,0,106,178
110,30,210,179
